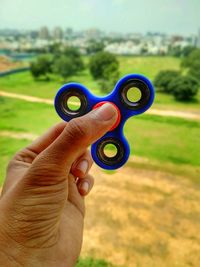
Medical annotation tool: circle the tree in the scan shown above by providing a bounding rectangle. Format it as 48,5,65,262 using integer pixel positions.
52,47,85,80
89,52,119,93
154,70,181,93
89,51,119,86
86,40,105,55
169,76,199,101
53,56,77,80
63,47,84,72
48,43,62,55
30,55,52,80
98,80,115,94
168,45,196,58
168,45,182,57
181,48,200,81
181,46,196,58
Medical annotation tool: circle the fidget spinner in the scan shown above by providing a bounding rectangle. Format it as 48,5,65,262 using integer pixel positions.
54,74,154,170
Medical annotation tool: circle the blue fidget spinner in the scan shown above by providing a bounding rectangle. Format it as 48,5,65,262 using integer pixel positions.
54,74,154,170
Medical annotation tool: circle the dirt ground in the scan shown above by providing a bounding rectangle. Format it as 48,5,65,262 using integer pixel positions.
0,56,21,72
0,162,199,266
0,90,200,266
1,90,200,121
81,165,200,267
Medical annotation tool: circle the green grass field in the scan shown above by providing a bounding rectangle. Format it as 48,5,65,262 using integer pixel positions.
0,56,199,183
0,56,200,267
0,96,199,183
0,56,199,111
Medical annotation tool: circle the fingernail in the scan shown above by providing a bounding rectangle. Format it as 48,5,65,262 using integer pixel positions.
76,160,88,175
92,103,117,121
79,181,89,194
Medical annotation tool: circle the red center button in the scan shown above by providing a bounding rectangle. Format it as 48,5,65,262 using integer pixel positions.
93,101,121,131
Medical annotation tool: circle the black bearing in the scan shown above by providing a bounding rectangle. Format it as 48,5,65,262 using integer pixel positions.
96,137,125,167
119,79,150,110
58,88,88,118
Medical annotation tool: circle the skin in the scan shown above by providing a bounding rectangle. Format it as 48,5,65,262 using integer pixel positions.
0,103,117,267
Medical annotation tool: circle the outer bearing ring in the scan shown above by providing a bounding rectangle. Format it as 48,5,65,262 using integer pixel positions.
96,137,125,166
119,79,151,110
58,88,88,118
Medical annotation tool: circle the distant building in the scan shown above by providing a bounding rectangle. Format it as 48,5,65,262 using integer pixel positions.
53,27,63,40
66,28,73,36
105,41,142,55
29,30,39,39
85,28,102,40
39,26,49,40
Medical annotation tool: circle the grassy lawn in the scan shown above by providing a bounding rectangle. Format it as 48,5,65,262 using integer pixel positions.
126,115,200,166
0,97,59,134
0,96,199,184
0,137,30,183
118,56,180,80
1,56,199,112
0,56,200,267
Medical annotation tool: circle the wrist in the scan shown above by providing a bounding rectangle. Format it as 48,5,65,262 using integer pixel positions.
0,250,23,267
0,235,24,267
0,218,25,267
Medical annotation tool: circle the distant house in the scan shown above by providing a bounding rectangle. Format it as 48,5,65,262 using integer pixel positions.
105,41,142,55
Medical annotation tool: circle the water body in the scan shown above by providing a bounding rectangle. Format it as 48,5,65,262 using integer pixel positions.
0,49,37,61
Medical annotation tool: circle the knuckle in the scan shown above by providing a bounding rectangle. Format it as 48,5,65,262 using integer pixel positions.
53,122,67,137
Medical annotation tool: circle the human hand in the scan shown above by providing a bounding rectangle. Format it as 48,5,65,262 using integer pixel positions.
0,103,117,267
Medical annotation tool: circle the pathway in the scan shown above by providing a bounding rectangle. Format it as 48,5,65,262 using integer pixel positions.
1,90,200,120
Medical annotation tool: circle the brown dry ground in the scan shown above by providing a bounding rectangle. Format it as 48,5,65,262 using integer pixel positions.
0,56,22,72
82,165,200,267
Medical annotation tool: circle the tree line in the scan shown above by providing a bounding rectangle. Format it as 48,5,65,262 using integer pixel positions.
30,44,119,92
30,44,200,102
154,48,200,101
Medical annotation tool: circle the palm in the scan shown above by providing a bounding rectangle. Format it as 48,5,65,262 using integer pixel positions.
2,148,85,267
0,104,116,267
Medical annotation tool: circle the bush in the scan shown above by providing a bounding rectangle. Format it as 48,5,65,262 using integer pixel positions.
181,46,196,58
181,48,200,82
31,47,85,81
87,40,105,55
53,56,77,80
63,47,84,72
169,76,199,101
30,55,52,80
154,70,181,93
89,51,119,82
51,47,84,81
98,79,115,94
52,47,84,80
168,45,196,58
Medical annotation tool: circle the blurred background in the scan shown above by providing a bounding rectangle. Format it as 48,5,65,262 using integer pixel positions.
0,0,200,266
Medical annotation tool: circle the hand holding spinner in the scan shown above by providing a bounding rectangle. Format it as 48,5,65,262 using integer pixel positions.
54,74,154,170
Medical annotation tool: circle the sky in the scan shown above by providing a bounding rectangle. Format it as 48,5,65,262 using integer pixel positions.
0,0,199,35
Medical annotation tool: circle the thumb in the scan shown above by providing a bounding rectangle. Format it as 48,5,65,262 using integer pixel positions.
34,103,118,171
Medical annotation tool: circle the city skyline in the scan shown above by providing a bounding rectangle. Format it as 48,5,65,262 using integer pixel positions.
0,0,199,35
